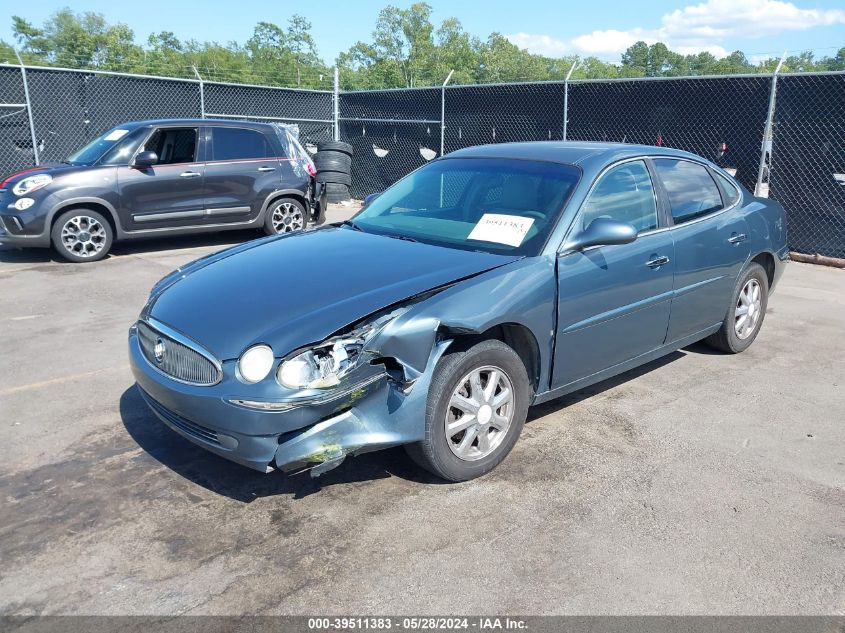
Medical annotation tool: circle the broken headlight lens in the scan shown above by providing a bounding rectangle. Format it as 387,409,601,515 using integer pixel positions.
277,308,405,390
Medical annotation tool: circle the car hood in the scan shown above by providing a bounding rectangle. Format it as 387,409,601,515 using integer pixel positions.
147,226,521,360
1,163,93,188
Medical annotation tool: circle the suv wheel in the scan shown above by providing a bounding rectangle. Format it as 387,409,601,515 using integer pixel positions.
51,209,113,263
264,198,307,236
405,339,530,482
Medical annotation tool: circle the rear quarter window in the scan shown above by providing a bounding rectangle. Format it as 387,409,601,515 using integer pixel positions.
714,171,742,207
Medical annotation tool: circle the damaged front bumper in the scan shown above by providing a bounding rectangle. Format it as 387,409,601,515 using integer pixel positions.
129,329,449,475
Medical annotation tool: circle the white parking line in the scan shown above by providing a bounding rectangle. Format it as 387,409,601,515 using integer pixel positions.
0,365,129,397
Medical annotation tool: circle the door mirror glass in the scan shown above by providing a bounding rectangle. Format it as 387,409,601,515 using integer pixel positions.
563,218,638,252
132,151,158,167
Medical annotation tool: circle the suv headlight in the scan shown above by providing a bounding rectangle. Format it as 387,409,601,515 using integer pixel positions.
12,174,52,196
278,307,406,390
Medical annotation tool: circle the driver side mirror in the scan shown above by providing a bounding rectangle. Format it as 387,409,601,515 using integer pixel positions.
562,218,638,253
132,151,158,168
363,192,381,208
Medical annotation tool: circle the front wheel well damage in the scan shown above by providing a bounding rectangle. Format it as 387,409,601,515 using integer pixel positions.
439,322,540,394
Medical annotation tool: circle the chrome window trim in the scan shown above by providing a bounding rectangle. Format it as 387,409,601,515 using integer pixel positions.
138,317,223,386
558,154,745,255
651,155,742,227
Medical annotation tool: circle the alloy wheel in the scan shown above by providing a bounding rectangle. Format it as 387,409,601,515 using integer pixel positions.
735,278,763,339
271,202,305,233
445,365,514,461
60,215,108,258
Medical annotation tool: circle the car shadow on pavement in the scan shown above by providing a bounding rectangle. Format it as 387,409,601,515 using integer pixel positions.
0,230,261,264
119,385,444,502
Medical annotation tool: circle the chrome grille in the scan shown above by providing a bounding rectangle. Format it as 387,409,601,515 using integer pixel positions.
137,320,221,386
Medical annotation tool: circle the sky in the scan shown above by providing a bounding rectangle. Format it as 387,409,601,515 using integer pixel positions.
1,0,844,64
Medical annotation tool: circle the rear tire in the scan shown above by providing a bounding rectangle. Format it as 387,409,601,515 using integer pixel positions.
704,262,768,353
405,339,530,482
263,198,307,236
51,208,113,263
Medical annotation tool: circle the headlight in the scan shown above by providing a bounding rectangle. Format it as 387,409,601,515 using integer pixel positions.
238,344,275,383
12,174,52,196
277,307,406,390
13,197,35,210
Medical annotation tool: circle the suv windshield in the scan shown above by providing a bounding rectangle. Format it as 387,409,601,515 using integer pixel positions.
352,158,580,256
66,126,145,166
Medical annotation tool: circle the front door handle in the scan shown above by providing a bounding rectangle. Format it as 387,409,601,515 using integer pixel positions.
180,171,201,178
257,166,276,172
646,255,670,269
728,233,747,244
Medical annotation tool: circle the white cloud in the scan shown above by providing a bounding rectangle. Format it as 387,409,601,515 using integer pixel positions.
506,32,569,57
505,0,845,59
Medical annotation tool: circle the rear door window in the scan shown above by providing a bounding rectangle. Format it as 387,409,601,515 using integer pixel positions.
653,158,723,223
141,128,198,165
211,127,274,161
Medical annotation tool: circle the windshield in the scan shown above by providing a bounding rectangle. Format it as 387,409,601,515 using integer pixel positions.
66,126,145,166
351,158,580,256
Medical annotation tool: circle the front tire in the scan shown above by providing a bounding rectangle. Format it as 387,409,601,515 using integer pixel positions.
264,198,307,236
406,339,531,482
705,262,769,353
51,208,113,263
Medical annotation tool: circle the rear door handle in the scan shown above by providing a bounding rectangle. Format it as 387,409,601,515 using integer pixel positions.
728,233,747,244
646,255,670,268
180,171,201,178
257,166,276,172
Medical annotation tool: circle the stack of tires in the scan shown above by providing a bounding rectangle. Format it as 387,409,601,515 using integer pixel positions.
315,141,353,203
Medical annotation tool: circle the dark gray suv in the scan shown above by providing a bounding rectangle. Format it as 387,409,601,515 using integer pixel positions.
0,119,326,262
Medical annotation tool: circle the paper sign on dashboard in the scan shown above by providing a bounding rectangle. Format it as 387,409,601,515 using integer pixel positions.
467,214,535,247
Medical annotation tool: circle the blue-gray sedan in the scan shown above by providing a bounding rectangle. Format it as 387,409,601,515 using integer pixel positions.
129,142,788,481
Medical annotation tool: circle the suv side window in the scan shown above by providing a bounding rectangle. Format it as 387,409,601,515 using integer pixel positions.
211,127,274,161
653,158,723,223
141,127,198,165
580,160,658,233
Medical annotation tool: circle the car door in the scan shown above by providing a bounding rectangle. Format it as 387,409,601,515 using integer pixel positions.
652,158,751,344
119,125,206,230
202,126,285,224
552,159,675,389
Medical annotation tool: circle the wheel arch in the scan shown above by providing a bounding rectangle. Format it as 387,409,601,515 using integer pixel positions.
750,250,775,288
259,189,309,221
49,198,120,239
440,321,541,394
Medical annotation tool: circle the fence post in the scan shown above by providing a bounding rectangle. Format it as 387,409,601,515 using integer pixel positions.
333,67,340,141
192,66,205,118
755,52,786,197
14,49,40,166
562,61,578,142
440,70,454,157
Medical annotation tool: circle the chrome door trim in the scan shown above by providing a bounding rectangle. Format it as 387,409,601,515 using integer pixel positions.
133,209,205,222
205,206,251,216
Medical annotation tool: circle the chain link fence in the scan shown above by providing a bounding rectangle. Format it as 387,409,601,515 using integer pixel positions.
769,72,845,258
0,62,333,179
1,61,843,258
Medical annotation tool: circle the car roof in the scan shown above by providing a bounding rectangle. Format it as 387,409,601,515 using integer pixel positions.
445,141,709,170
117,118,277,131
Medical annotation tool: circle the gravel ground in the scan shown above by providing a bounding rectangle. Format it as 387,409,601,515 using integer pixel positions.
0,205,843,615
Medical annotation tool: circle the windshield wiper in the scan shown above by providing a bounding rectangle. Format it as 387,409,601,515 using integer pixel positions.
383,233,419,243
339,219,363,232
